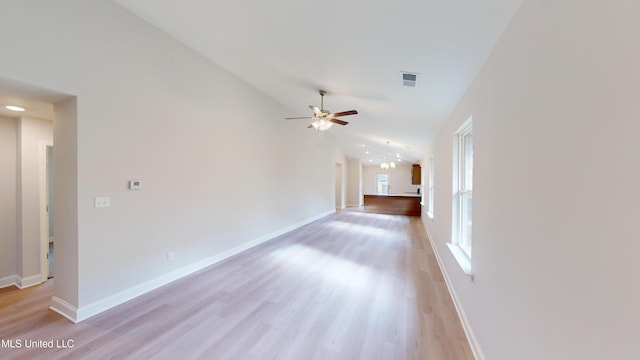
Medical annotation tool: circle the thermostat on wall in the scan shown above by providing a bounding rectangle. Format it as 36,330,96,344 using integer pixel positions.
129,180,142,190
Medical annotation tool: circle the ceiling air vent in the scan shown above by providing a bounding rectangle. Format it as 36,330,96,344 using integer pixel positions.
402,72,418,87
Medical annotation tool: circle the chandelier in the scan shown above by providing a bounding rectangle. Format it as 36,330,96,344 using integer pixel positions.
380,141,396,170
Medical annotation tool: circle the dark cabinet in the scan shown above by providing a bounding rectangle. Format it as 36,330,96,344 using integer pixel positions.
411,165,421,185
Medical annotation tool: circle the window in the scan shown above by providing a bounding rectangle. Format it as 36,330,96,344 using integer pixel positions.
427,156,434,219
458,125,473,255
376,173,389,195
449,117,473,274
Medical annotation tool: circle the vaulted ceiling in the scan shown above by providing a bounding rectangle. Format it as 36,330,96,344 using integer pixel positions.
4,0,525,165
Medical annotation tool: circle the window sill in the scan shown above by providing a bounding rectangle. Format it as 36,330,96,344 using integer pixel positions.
446,243,474,279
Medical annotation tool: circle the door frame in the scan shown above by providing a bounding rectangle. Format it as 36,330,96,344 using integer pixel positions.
40,142,53,282
335,163,343,210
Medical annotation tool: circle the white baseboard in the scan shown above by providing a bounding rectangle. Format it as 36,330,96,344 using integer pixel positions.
423,222,485,360
0,275,18,289
17,274,43,289
50,296,78,323
75,210,335,322
0,274,44,289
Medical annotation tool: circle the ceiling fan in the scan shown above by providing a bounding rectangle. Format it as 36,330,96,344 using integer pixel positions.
286,90,358,130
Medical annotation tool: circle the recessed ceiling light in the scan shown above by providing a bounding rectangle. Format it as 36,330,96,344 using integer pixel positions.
369,159,372,162
6,105,25,112
365,151,369,154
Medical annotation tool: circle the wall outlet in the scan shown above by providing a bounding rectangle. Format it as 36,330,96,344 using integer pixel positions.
94,196,110,208
167,252,175,262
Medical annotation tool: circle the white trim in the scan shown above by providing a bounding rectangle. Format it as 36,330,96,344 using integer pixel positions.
40,141,53,283
0,275,18,289
447,243,473,277
50,296,79,323
427,155,434,217
0,274,43,289
17,274,43,289
74,210,335,322
423,223,485,360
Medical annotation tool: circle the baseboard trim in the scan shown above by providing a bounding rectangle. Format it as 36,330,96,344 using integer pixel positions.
17,274,43,289
50,296,78,323
0,275,18,289
423,220,485,360
75,210,335,322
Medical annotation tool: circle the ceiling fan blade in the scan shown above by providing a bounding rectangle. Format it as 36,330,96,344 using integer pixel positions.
329,118,349,126
328,110,358,118
309,105,322,116
285,116,313,120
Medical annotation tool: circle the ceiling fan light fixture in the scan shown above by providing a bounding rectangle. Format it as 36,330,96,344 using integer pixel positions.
311,118,333,131
285,90,357,130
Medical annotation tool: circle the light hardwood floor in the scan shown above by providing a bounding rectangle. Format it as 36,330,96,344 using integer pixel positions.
0,210,474,360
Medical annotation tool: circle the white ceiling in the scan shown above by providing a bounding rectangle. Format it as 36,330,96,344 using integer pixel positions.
8,1,525,165
112,0,525,164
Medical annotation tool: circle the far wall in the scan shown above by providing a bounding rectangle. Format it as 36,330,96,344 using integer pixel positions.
362,164,420,195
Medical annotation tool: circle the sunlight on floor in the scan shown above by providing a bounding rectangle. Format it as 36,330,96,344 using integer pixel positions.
346,210,410,224
269,243,376,295
326,220,394,239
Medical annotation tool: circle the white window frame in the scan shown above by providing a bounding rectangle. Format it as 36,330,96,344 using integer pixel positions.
427,156,434,219
376,172,390,195
449,116,473,275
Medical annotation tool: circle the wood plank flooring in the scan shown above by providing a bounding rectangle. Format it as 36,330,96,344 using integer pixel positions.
0,210,473,360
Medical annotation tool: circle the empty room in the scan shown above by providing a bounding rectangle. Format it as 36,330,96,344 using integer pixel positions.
1,1,639,359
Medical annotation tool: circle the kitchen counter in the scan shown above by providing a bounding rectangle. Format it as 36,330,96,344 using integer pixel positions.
364,193,421,198
363,194,421,216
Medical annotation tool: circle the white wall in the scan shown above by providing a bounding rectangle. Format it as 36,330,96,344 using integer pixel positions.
423,1,640,359
346,158,362,207
47,145,54,239
362,164,419,195
0,116,17,281
332,147,348,209
0,0,343,319
53,97,79,307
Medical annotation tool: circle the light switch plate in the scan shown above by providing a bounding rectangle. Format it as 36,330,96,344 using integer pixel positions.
95,196,110,208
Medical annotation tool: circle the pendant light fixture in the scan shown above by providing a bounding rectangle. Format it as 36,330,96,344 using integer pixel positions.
380,141,396,170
